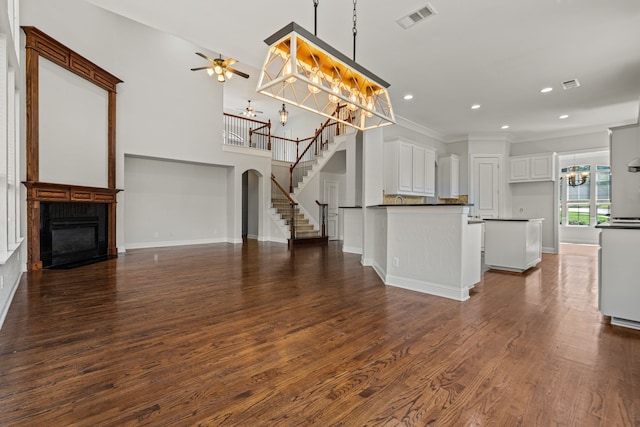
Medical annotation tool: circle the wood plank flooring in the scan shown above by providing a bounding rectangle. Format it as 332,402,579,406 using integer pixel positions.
0,241,638,426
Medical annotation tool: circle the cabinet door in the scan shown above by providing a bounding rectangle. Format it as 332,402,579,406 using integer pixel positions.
509,157,529,182
530,154,554,180
412,145,426,194
424,148,436,196
450,155,460,198
398,143,413,192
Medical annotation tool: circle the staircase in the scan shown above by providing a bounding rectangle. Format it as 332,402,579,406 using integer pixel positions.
271,195,319,239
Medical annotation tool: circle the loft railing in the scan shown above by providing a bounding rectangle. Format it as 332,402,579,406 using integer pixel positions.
271,174,299,241
223,113,271,150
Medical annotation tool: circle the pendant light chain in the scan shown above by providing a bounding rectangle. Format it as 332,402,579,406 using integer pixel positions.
313,0,319,35
352,0,358,61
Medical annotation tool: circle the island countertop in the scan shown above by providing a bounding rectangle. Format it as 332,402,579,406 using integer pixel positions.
596,221,640,230
483,217,544,222
368,203,474,208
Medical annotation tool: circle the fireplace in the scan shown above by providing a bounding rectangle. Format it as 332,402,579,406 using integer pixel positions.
40,202,109,268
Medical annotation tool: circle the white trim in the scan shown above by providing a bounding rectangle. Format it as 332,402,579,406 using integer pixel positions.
385,274,470,302
124,238,228,250
542,246,557,254
394,115,446,142
222,144,272,158
0,271,22,331
342,245,362,254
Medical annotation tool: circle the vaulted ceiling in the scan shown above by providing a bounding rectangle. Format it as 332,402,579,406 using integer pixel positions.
85,0,640,142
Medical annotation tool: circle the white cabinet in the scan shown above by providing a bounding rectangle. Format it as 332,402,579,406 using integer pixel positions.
438,154,459,199
484,219,543,272
385,139,436,197
508,153,556,183
599,227,640,328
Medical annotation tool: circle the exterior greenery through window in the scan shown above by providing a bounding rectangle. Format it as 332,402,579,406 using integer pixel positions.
559,165,610,226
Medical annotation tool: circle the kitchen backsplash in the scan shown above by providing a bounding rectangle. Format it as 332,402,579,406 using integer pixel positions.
438,194,469,204
382,194,469,204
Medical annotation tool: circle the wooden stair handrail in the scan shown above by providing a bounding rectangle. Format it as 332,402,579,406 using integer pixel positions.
271,174,297,206
289,105,345,192
224,112,269,126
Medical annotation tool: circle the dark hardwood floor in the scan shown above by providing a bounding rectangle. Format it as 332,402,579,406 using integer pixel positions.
0,241,638,426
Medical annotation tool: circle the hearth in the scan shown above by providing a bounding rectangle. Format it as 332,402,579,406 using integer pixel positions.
40,202,109,268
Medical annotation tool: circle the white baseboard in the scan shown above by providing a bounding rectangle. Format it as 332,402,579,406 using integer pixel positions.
0,272,23,331
342,245,362,254
385,274,470,302
124,238,228,250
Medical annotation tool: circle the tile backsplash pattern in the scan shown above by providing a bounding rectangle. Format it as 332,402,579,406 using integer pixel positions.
383,194,425,204
438,194,468,204
383,194,469,205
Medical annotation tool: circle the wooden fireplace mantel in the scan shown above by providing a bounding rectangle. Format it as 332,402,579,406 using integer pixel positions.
22,27,123,271
23,182,123,271
23,181,122,203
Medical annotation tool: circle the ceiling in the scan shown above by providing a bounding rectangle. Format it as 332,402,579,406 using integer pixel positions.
85,0,640,143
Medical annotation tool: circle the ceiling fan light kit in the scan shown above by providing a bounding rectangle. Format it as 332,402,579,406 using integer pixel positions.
256,22,394,131
191,53,249,82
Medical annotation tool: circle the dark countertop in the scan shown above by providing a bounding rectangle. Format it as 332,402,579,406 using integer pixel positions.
483,218,544,222
369,203,474,208
596,222,640,230
468,219,485,224
339,206,363,209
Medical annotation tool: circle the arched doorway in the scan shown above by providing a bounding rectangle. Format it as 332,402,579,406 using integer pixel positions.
242,169,261,240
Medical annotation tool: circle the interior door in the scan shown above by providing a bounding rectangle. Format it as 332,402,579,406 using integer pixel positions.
473,156,500,218
324,180,339,240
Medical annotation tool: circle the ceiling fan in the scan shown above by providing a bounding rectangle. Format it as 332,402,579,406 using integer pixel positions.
190,52,249,82
239,100,263,117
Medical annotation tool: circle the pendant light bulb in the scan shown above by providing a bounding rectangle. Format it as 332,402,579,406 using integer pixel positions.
308,71,321,94
217,73,225,82
207,68,214,77
329,81,341,104
348,88,359,111
214,65,223,75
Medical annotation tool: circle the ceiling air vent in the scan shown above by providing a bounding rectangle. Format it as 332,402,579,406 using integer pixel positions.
396,4,437,29
562,79,581,90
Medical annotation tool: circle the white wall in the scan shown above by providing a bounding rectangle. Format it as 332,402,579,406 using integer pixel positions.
510,131,609,156
123,156,228,248
38,57,108,188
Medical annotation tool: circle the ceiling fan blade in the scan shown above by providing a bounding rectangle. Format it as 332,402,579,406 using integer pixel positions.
195,52,217,63
222,58,237,67
190,66,215,71
226,67,250,79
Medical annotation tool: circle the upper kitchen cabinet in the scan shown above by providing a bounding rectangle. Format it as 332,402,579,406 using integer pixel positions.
439,154,460,199
509,153,556,183
385,139,436,197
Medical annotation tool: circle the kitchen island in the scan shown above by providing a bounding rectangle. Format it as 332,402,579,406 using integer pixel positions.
484,218,543,272
596,221,640,329
363,204,482,301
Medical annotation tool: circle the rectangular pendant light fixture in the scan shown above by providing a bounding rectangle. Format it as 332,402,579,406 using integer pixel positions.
257,22,395,131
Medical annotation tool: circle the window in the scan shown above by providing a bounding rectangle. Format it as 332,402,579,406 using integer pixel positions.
559,163,610,227
596,165,611,224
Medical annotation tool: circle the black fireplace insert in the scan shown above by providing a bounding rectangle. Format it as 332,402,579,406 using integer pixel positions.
40,202,109,268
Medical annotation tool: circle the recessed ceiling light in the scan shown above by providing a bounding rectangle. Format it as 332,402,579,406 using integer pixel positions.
559,114,569,119
501,125,510,130
541,87,553,93
471,104,481,110
403,94,413,100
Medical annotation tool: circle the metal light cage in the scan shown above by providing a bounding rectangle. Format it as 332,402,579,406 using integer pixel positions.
257,22,395,131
